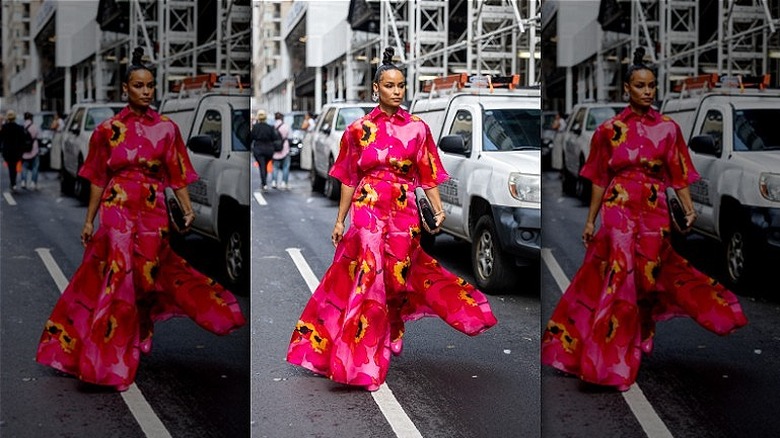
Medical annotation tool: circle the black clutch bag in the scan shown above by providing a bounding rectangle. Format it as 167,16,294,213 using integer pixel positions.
416,194,438,231
166,190,187,233
668,197,688,232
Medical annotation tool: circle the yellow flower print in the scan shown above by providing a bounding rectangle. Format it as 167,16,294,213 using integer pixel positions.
605,315,620,343
139,158,162,174
604,184,629,207
104,315,118,342
355,315,369,343
390,158,413,175
145,184,159,209
427,150,439,180
610,120,628,147
646,183,659,208
45,320,77,353
295,321,328,353
355,184,379,208
644,261,658,287
411,115,421,122
210,290,226,306
423,278,432,289
109,121,127,148
711,290,727,306
142,260,159,288
105,184,128,208
642,158,663,175
104,259,123,295
160,115,170,122
459,289,477,307
395,184,409,208
359,121,378,148
355,259,372,294
662,115,671,122
546,321,578,354
348,260,359,281
393,257,411,285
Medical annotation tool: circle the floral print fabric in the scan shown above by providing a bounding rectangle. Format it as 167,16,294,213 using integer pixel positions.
286,106,497,389
542,107,747,390
36,107,246,389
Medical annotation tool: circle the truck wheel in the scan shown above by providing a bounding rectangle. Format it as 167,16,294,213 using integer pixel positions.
472,215,517,293
724,222,758,289
222,213,249,293
323,156,341,200
310,155,325,193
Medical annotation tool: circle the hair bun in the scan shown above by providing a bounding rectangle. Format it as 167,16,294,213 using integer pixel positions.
632,47,646,66
382,47,395,65
131,47,145,66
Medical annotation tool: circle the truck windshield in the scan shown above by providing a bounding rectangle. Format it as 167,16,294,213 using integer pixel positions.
482,109,541,151
232,109,251,151
733,109,780,151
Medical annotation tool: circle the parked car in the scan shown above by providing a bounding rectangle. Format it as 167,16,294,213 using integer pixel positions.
554,102,625,201
159,84,252,290
300,102,375,199
32,111,56,169
410,79,541,293
50,102,125,201
661,75,780,289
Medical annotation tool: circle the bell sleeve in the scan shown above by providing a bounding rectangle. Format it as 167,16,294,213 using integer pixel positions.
416,122,449,189
165,122,199,189
78,122,111,188
329,123,361,187
579,124,612,188
666,123,700,189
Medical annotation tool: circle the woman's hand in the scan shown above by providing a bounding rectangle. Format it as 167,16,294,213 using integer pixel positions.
423,210,446,234
81,222,94,247
684,210,697,229
332,221,345,247
582,222,595,247
183,211,195,231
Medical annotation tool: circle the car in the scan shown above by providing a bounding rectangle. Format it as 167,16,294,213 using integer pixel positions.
410,75,541,292
283,111,307,168
555,102,625,202
300,102,375,199
32,111,56,169
51,102,125,201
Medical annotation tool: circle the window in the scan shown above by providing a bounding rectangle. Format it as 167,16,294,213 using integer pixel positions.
319,108,336,131
69,109,84,132
197,109,222,153
448,110,473,151
733,109,780,152
85,107,120,131
586,107,619,131
335,107,370,131
231,109,251,152
698,109,723,155
483,109,541,151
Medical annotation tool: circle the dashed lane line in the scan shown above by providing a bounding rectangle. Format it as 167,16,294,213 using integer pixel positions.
286,247,424,438
36,248,173,438
253,190,268,206
541,248,674,438
4,191,17,206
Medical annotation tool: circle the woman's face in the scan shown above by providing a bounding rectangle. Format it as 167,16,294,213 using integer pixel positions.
373,69,406,111
123,69,155,110
624,68,656,111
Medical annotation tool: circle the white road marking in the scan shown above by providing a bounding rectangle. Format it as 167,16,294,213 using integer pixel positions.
4,191,17,206
286,247,424,438
253,190,268,206
542,247,674,438
36,248,173,438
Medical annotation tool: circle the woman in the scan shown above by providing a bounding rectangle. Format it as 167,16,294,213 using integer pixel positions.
270,112,291,189
286,48,497,391
1,110,25,191
542,48,747,391
36,48,246,391
20,112,40,190
251,109,277,191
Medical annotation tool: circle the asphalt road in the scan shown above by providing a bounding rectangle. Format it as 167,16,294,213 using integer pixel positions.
540,170,780,438
250,167,541,438
0,167,250,437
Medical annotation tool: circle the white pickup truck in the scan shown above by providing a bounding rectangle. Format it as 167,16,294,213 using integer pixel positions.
410,84,541,293
159,85,252,290
661,77,780,288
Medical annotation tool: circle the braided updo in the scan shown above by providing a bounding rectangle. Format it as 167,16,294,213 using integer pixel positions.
124,47,154,83
624,47,655,83
373,47,404,83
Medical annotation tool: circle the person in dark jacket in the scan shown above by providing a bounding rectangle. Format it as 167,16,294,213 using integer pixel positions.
1,110,26,191
251,110,279,192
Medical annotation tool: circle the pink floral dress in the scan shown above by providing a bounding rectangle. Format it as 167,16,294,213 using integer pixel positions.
286,106,497,390
542,107,747,390
36,107,246,390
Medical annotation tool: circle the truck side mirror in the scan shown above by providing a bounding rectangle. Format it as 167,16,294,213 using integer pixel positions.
689,135,720,156
571,123,581,135
439,135,469,156
321,123,331,135
188,134,219,157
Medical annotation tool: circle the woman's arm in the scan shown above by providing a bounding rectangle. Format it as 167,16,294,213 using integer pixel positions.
81,183,104,247
332,184,356,247
582,184,605,245
673,186,697,228
174,186,196,229
422,186,446,233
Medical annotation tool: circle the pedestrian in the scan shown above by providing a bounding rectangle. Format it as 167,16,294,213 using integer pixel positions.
20,112,40,190
541,47,747,391
271,111,291,189
0,110,26,192
251,109,277,191
50,110,65,132
300,110,316,132
35,47,246,392
551,111,566,132
286,47,497,391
